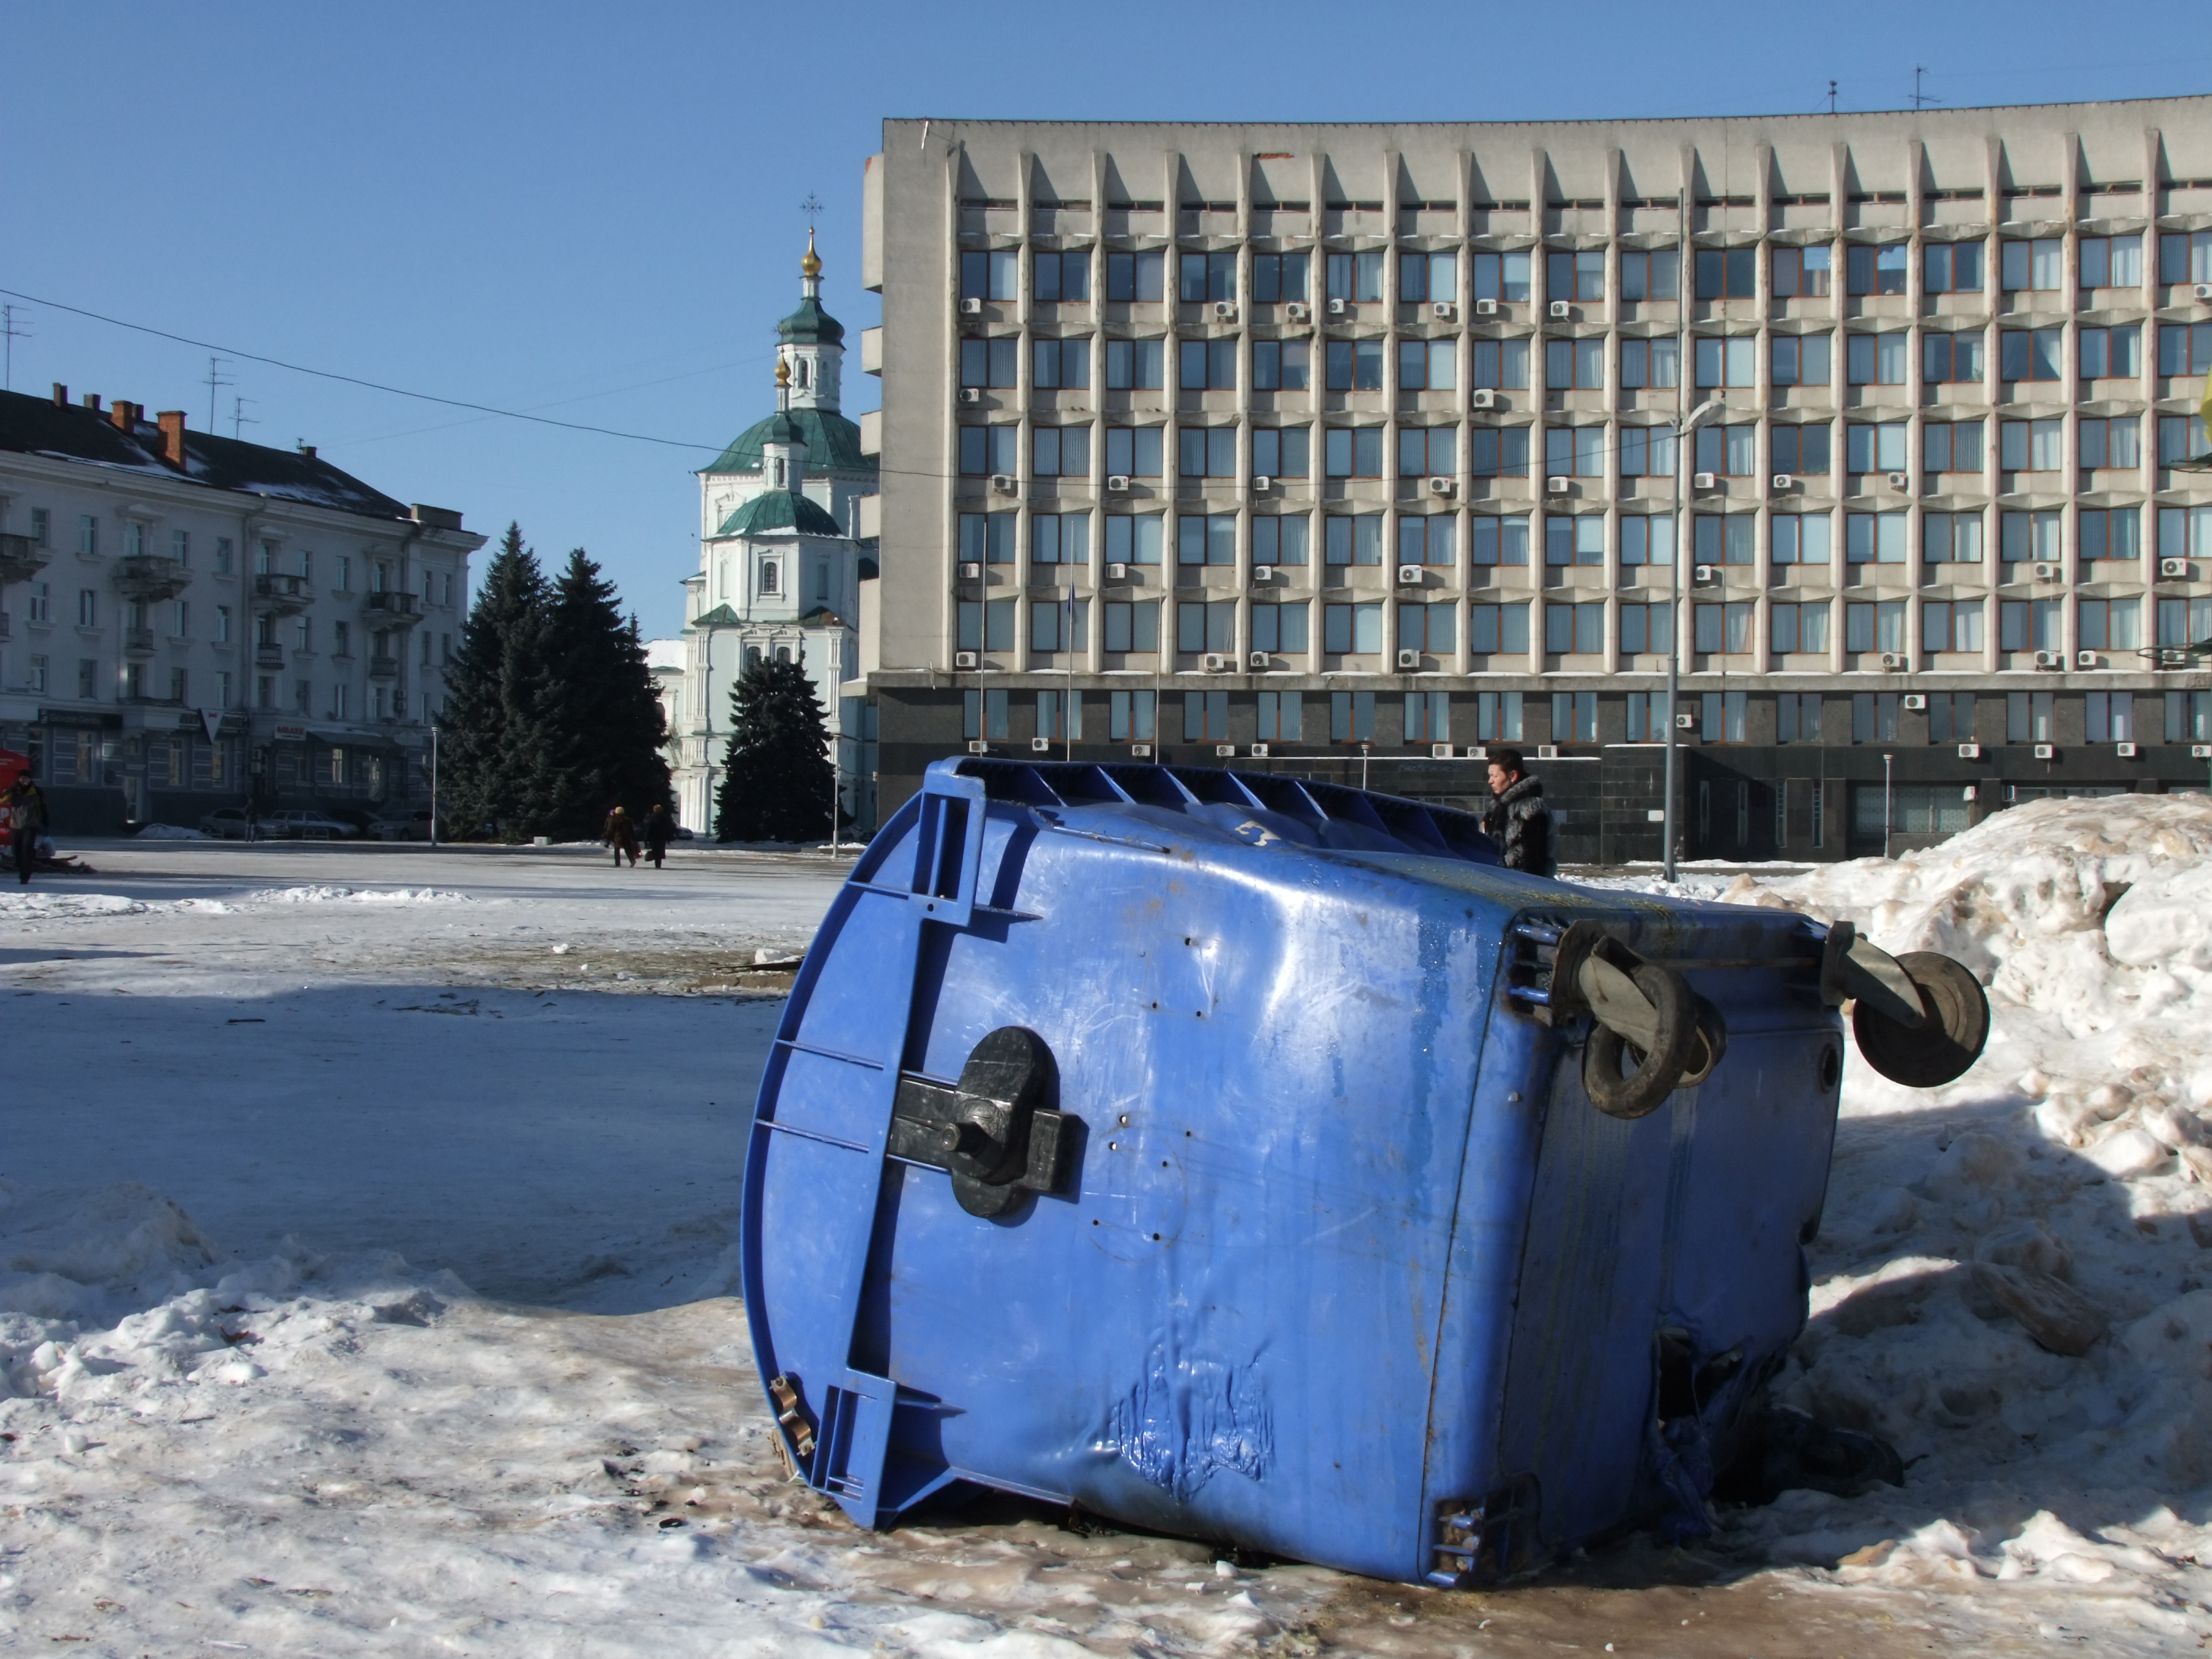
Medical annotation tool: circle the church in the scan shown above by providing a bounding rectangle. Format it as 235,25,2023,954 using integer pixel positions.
654,232,878,836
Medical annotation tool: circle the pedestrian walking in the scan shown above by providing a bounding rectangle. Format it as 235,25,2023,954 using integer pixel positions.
5,774,49,886
603,804,640,869
1480,747,1556,877
643,803,676,870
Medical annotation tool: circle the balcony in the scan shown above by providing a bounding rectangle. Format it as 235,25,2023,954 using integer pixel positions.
0,532,50,586
254,643,285,669
364,589,422,623
254,572,314,615
367,655,400,680
123,627,157,656
114,555,191,602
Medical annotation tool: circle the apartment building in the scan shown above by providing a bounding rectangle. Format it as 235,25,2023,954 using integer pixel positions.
0,385,484,832
855,101,2212,862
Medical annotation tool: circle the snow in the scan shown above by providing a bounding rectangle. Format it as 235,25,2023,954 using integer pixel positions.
6,821,2212,1655
132,822,210,840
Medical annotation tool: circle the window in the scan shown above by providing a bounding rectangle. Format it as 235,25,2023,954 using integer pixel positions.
172,599,189,638
1107,688,1155,740
2162,416,2205,465
1399,601,1457,656
2158,504,2212,560
963,688,1010,741
1250,339,1310,391
1399,427,1455,478
2158,322,2212,377
1032,426,1090,477
1251,515,1310,565
1030,597,1087,653
1695,247,1757,300
1620,336,1680,388
1105,338,1165,389
1467,602,1530,655
2078,418,2141,471
77,587,96,626
1922,240,1984,294
959,513,1018,564
1399,514,1456,567
1545,250,1605,303
2079,234,2141,291
1922,330,1986,383
1624,690,1671,742
1693,424,1757,476
2159,597,2212,648
985,599,1016,651
1470,515,1531,566
1325,251,1385,302
2000,509,2062,564
27,581,48,622
1770,333,1830,387
255,540,274,575
309,681,324,717
1551,691,1599,742
78,658,97,698
2000,238,2064,292
29,507,48,546
1697,690,1747,744
1846,331,1910,385
1255,690,1302,740
1329,690,1377,742
1322,601,1384,654
1923,692,1976,742
960,337,1019,388
27,654,45,692
1102,599,1160,653
2006,690,2055,742
2086,691,2136,744
1998,419,2065,472
1032,338,1091,389
1105,251,1165,302
1029,512,1091,565
1470,251,1531,302
2169,688,2212,742
1545,515,1605,567
1323,427,1385,477
214,537,232,574
1325,340,1385,390
124,521,146,558
1177,514,1237,566
1846,243,1909,296
1469,427,1531,477
1545,337,1605,390
255,675,273,709
1251,252,1310,303
1845,512,1907,564
1618,603,1674,654
1772,244,1832,298
959,425,1019,475
1104,427,1164,476
1618,425,1679,477
1770,425,1830,476
2079,325,2141,380
1104,514,1165,565
1250,427,1310,478
1033,251,1091,302
1845,422,1909,473
1399,251,1458,302
1178,427,1237,478
1181,337,1239,390
1324,514,1384,565
1851,691,1900,742
1619,249,1680,300
1693,336,1756,387
1619,513,1675,571
1474,689,1525,740
2079,596,2141,651
1922,511,1985,565
1694,515,1755,565
1692,601,1753,654
1539,426,1600,479
960,249,1019,301
1250,602,1310,654
2161,231,2212,286
1771,602,1830,654
1399,339,1458,390
1922,599,1984,654
78,515,98,556
2000,328,2064,382
1404,690,1452,742
1922,420,1984,474
1543,600,1604,655
1469,338,1531,389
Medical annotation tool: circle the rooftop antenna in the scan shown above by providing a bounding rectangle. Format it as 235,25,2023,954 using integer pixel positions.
231,395,258,441
1912,66,1943,110
204,356,233,432
0,303,30,391
1827,80,1838,115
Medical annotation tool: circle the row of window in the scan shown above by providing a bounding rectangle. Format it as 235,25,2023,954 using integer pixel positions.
2,654,442,721
14,510,457,601
961,233,2212,306
7,585,458,660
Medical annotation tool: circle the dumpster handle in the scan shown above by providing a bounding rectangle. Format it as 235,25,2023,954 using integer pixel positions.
911,769,988,928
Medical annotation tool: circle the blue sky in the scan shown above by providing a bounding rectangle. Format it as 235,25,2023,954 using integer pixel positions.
3,2,2202,638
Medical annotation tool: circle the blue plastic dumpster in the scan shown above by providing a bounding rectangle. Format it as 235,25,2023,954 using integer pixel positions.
742,758,1983,1585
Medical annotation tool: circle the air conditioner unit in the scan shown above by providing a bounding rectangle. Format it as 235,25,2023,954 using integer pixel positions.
1546,476,1572,494
1251,566,1276,586
2117,740,2140,757
1880,652,1907,670
959,297,983,316
2076,649,2099,667
1771,473,1796,493
954,650,979,669
1886,471,1909,491
989,474,1017,495
1031,737,1053,753
1962,785,1979,801
1547,300,1571,320
1427,475,1455,497
1469,388,1498,409
2162,558,2190,578
1692,471,1718,490
1902,693,1928,710
1213,301,1238,322
1397,564,1425,585
1693,564,1719,584
2197,284,2212,301
1395,649,1421,669
1327,296,1348,316
1106,474,1131,493
1958,743,1983,759
1285,301,1312,322
967,739,990,754
958,387,982,404
1253,474,1274,494
1536,743,1561,759
1130,743,1152,757
2034,561,2062,582
957,561,982,580
1248,651,1270,669
1203,653,1230,672
1431,742,1455,759
1249,743,1270,758
2033,743,2057,760
1675,712,1697,729
1106,561,1130,582
1474,298,1500,317
1432,301,1457,322
2032,649,2063,668
2194,744,2212,759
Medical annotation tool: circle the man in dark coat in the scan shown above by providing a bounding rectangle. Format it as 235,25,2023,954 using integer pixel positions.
1481,747,1555,877
5,775,49,886
642,804,677,870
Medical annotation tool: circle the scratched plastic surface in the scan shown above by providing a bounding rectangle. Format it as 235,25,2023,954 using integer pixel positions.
742,758,1843,1585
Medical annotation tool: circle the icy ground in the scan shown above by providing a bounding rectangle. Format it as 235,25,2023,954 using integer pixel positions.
4,822,2212,1656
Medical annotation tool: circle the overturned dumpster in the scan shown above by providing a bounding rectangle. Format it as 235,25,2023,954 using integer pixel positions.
742,758,1985,1585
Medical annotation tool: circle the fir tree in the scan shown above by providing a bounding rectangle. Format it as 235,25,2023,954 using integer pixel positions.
537,548,671,839
715,656,836,843
437,522,550,838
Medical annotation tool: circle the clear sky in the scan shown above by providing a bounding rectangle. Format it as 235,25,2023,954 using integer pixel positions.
3,2,2203,638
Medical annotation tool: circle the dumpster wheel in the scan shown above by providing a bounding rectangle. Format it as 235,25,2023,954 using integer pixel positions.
1582,962,1699,1119
1851,951,1989,1088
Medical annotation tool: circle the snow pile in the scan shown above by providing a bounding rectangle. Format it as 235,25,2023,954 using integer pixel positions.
249,884,472,905
133,822,210,839
0,891,151,919
1710,795,2212,1611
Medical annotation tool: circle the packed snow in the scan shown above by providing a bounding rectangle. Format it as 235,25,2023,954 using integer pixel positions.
4,812,2212,1654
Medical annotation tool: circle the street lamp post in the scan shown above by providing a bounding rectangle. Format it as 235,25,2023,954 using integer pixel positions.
1661,396,1724,882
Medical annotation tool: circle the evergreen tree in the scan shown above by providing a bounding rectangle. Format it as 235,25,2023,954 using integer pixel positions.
437,523,551,837
537,548,671,839
715,656,836,843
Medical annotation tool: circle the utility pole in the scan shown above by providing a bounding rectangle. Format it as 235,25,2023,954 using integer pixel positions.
1661,187,1726,883
204,357,233,433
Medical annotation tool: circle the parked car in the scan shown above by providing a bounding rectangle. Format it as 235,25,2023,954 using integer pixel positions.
200,807,253,839
267,810,361,841
367,811,439,842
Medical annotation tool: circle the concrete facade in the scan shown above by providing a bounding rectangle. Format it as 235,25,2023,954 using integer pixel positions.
858,101,2212,861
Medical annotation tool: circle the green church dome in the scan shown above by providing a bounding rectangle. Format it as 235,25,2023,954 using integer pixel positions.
702,406,874,477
